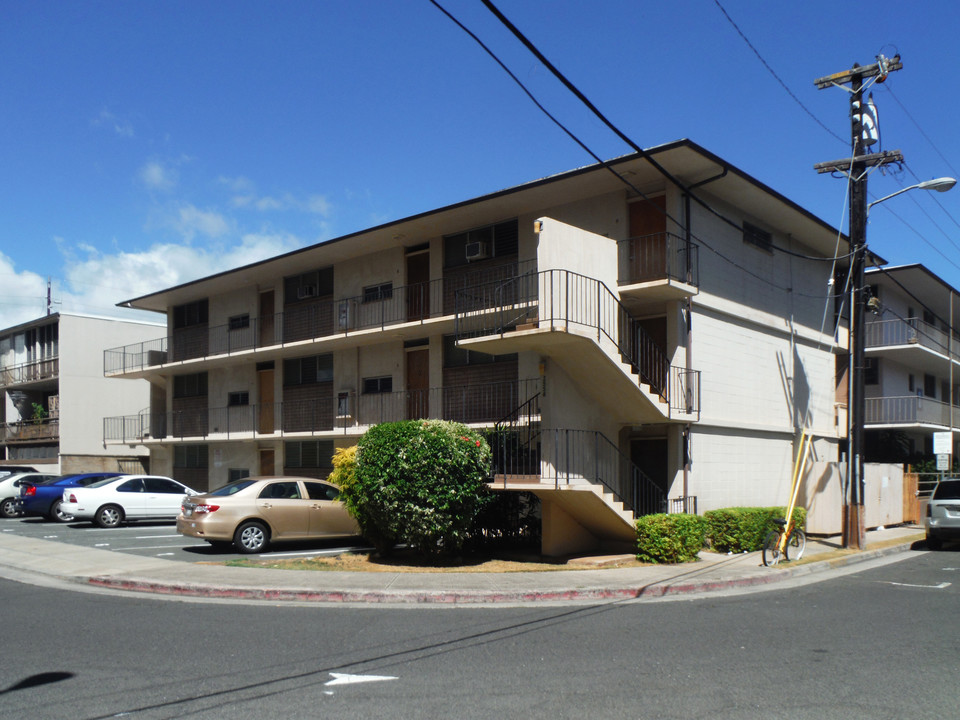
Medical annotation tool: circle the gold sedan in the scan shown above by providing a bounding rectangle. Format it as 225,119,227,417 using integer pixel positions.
177,476,360,553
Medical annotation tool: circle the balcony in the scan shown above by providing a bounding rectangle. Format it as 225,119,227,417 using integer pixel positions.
865,395,960,430
0,419,60,443
0,358,59,387
104,261,536,376
618,232,699,302
103,378,542,444
865,318,960,375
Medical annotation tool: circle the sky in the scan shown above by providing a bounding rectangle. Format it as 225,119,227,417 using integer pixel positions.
2,0,960,330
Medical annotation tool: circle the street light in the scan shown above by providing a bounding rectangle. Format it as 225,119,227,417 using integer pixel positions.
847,175,957,549
867,177,957,215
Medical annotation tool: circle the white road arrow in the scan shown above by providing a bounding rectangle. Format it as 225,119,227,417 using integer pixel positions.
325,673,398,687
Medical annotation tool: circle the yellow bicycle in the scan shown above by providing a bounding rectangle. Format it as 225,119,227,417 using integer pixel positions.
762,518,806,567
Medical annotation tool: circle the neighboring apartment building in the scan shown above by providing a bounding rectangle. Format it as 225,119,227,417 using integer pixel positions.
863,264,960,463
0,312,162,473
102,140,850,554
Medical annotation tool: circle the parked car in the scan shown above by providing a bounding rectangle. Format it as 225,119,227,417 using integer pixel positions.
18,473,122,522
61,475,198,528
0,473,60,518
178,476,360,553
0,465,39,479
925,478,960,550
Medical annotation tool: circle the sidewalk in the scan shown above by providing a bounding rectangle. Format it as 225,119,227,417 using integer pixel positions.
0,526,926,605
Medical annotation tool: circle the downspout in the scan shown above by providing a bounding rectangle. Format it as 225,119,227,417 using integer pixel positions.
682,167,728,503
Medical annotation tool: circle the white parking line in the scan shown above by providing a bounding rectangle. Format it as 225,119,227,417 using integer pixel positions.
134,534,180,539
883,581,951,589
112,544,205,551
95,543,110,547
265,546,369,558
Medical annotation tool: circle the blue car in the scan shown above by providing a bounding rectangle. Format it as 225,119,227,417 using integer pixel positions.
18,473,122,522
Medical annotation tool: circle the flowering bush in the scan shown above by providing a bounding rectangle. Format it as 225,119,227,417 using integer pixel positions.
341,419,492,558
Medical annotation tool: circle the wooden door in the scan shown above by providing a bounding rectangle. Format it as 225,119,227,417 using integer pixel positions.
628,196,667,282
406,349,429,419
406,253,430,322
259,291,275,346
259,448,276,477
258,368,275,434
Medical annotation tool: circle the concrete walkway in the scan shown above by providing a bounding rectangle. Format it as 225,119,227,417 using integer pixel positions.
0,525,926,605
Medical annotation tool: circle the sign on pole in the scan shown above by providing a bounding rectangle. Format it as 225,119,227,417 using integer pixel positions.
933,432,952,456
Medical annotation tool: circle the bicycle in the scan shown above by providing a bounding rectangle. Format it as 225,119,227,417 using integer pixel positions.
762,518,806,567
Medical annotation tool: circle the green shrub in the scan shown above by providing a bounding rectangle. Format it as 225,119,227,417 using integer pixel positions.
703,506,808,553
636,513,707,564
342,419,492,558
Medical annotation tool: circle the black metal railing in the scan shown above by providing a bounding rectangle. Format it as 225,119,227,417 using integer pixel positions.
455,268,700,417
103,378,542,443
617,232,700,287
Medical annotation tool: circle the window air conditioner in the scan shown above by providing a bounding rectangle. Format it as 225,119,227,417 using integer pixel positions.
297,284,318,300
338,301,351,331
465,241,489,261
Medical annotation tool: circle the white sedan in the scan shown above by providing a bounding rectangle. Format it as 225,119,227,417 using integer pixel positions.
61,475,198,528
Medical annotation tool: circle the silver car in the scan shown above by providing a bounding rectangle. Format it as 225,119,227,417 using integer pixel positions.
925,478,960,550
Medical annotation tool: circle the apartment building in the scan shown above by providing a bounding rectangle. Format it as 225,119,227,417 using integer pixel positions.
863,264,960,463
103,140,849,554
1,312,162,473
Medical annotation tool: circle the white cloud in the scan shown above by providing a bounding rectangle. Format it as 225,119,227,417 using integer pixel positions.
139,161,178,192
224,180,332,217
175,204,231,240
92,108,134,138
0,253,50,329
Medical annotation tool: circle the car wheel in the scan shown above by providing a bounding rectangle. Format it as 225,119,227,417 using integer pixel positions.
95,505,124,529
49,499,74,523
0,497,20,519
234,521,269,554
926,534,943,551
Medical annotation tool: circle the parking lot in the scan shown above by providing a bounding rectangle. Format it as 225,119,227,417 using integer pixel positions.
0,515,370,563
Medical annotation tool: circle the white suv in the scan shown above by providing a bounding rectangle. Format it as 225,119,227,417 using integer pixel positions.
925,479,960,550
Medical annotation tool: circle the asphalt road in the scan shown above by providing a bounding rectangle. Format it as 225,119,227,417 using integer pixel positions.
1,546,956,719
0,515,370,562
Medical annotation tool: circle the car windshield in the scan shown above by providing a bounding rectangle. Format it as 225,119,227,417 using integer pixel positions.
933,480,960,500
87,476,124,489
209,479,257,496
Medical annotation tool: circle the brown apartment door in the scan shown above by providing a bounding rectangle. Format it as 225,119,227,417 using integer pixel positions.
406,348,429,419
259,291,275,346
628,196,667,282
406,252,429,322
259,448,275,476
258,367,275,434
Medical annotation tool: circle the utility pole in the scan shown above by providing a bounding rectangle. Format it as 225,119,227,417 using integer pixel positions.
814,56,903,549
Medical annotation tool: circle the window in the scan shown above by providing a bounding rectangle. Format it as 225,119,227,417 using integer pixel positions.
228,468,250,483
864,358,880,385
228,391,249,406
442,335,517,367
925,373,937,399
362,376,393,394
444,219,519,267
229,314,250,331
362,283,393,303
284,267,333,303
173,299,209,329
908,374,915,393
259,481,301,500
144,477,187,494
305,481,340,501
174,445,209,469
743,222,773,252
284,440,334,469
283,354,333,386
118,478,145,493
173,372,208,398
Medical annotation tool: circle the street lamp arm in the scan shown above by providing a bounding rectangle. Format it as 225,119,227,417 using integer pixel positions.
867,177,957,215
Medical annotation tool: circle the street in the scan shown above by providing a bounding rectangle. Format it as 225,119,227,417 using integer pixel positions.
0,545,955,719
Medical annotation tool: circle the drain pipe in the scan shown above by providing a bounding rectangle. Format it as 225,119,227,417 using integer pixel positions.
681,167,728,504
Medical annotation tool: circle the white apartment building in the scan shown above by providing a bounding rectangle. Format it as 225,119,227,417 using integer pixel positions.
864,264,960,463
103,140,850,554
1,312,162,473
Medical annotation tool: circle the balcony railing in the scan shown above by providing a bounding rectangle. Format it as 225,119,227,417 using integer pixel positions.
0,358,59,387
104,261,537,375
618,232,700,287
455,268,700,418
103,378,542,443
866,395,960,429
865,318,958,359
0,420,60,443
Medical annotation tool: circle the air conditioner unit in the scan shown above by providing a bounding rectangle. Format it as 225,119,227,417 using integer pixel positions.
338,301,351,331
297,284,318,300
465,241,489,261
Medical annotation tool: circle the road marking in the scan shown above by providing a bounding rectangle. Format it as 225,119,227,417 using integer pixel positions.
43,535,58,539
325,673,398,687
156,552,175,557
266,545,371,558
95,543,110,547
883,581,951,589
135,534,180,539
112,544,203,551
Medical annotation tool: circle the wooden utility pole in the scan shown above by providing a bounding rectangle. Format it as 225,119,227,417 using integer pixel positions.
814,56,903,549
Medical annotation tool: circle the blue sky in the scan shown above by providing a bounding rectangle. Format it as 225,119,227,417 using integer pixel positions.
2,0,959,329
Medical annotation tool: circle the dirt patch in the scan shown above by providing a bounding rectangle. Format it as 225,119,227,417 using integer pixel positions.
224,549,647,573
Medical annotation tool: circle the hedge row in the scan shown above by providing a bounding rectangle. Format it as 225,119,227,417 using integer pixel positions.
636,506,807,564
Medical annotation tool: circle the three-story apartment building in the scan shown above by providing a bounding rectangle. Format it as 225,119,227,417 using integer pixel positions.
104,140,850,554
